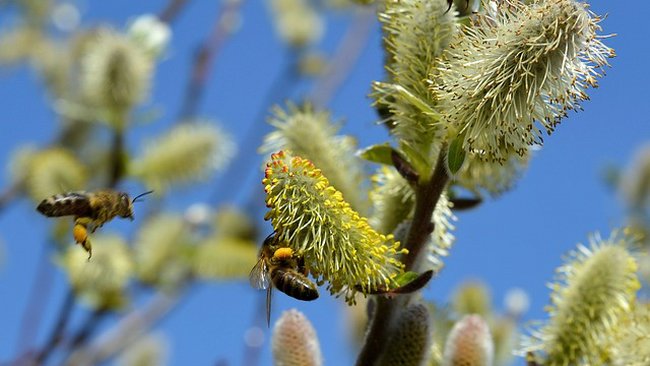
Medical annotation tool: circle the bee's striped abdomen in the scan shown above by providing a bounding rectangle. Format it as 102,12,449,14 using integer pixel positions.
271,267,319,301
37,192,93,218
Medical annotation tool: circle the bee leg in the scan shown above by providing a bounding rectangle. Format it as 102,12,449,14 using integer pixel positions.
90,222,102,233
73,220,93,260
266,286,273,328
296,256,308,276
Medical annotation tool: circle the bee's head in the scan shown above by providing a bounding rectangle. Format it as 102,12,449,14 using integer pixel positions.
117,192,134,220
121,190,154,220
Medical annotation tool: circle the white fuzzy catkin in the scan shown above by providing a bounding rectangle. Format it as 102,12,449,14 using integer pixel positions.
521,231,640,366
130,123,234,192
261,103,366,213
81,29,153,114
373,0,457,159
442,314,494,366
435,0,614,163
272,309,322,366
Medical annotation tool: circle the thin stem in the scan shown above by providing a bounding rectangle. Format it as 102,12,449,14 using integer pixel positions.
178,0,245,120
0,181,22,214
108,129,125,189
14,243,55,356
210,51,300,206
158,0,190,24
308,7,375,108
34,290,75,364
66,309,107,352
68,289,185,365
355,148,449,366
403,149,449,269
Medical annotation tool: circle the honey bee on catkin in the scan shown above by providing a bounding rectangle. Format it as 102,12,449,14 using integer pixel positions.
249,233,319,326
37,189,153,259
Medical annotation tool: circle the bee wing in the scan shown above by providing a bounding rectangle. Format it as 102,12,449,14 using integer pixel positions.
37,192,94,217
249,259,271,290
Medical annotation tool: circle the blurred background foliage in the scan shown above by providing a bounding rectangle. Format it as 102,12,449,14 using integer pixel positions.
0,0,648,365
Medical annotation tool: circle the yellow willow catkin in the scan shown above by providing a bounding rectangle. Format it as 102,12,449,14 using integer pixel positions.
263,151,406,303
261,103,366,212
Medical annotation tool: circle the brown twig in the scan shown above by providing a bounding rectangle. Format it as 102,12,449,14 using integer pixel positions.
308,7,375,108
14,244,55,356
67,290,184,365
0,182,22,214
355,148,449,366
210,50,300,206
34,290,75,364
108,130,125,189
178,0,245,120
68,309,107,350
158,0,190,24
403,150,449,269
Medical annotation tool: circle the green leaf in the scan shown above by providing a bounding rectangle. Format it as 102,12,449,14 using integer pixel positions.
447,137,466,175
401,143,430,180
395,271,420,287
357,144,394,165
392,85,440,120
355,270,433,295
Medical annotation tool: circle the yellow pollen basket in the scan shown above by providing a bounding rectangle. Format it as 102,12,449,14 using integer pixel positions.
274,247,294,260
73,224,88,244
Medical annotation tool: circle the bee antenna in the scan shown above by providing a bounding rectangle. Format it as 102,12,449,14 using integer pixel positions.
132,190,154,203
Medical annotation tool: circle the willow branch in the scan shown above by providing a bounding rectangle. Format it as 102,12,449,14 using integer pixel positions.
66,308,107,354
158,0,190,24
34,290,75,364
403,150,449,269
355,148,449,366
108,129,125,189
308,7,375,108
209,50,300,206
69,290,183,365
178,0,245,120
14,243,55,355
0,181,22,214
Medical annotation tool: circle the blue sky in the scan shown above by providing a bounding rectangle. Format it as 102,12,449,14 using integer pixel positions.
0,0,649,365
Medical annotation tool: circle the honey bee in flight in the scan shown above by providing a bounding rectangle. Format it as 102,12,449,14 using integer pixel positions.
37,189,153,258
249,233,319,326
